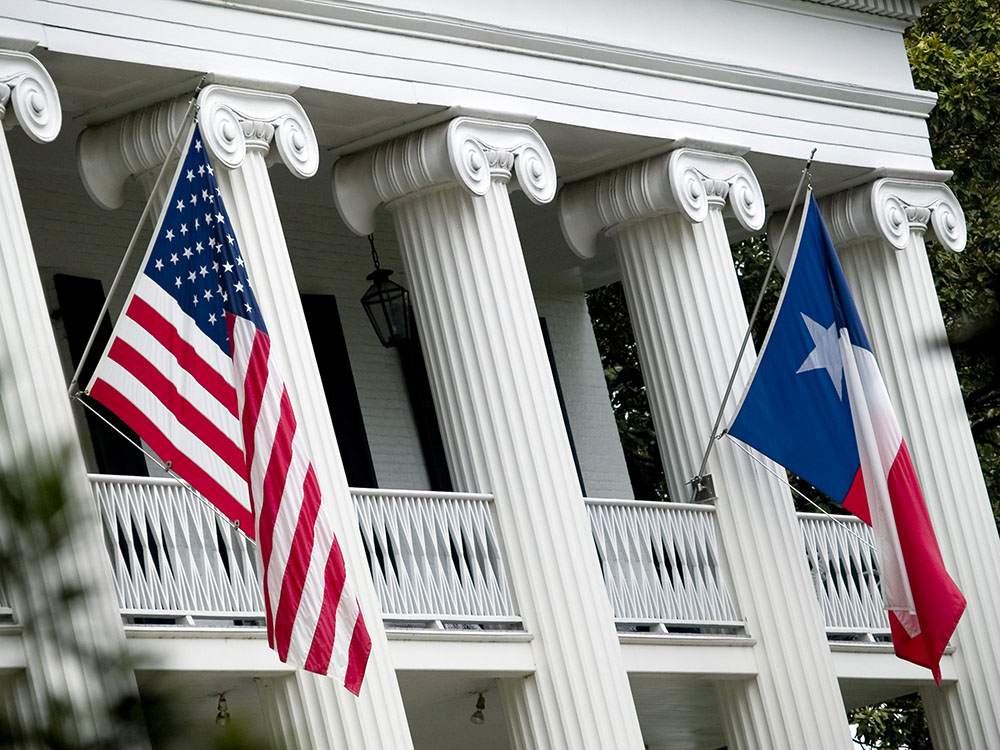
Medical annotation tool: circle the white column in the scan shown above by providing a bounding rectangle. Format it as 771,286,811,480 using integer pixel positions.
820,179,1000,749
560,148,853,750
333,117,646,750
77,86,415,750
0,51,144,745
196,85,414,750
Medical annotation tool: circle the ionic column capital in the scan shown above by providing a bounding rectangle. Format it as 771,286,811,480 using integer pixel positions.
819,177,966,252
77,85,317,210
0,50,61,143
558,148,765,259
332,116,556,235
195,84,317,177
77,95,190,209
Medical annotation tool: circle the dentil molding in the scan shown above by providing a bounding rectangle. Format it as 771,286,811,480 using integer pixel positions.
0,50,60,143
332,116,557,236
558,148,765,260
819,178,966,252
78,85,318,210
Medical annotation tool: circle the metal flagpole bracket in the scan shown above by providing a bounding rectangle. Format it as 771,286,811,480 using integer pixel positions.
690,473,717,504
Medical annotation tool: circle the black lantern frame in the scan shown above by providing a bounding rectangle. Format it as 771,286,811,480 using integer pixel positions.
360,234,411,347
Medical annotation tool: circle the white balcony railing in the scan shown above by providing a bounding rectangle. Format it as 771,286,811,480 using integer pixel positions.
798,512,890,638
88,475,890,640
91,475,264,624
353,488,519,629
587,498,743,634
89,475,520,629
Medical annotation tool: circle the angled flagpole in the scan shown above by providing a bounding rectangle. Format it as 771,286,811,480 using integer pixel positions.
689,149,816,503
66,85,203,397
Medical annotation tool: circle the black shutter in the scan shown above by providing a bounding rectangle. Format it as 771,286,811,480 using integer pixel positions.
53,274,148,476
539,317,586,495
301,294,378,488
397,326,453,492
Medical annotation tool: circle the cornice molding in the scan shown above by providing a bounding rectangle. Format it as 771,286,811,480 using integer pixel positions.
819,178,966,252
800,0,929,21
332,116,556,236
0,50,60,143
558,148,765,260
196,84,318,177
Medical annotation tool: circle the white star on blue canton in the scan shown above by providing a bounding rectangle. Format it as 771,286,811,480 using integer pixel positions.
175,199,185,211
795,313,844,400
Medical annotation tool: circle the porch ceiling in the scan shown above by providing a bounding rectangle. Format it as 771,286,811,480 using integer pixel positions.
23,48,895,291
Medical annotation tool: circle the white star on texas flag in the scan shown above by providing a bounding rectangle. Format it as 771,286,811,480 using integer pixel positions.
795,312,844,400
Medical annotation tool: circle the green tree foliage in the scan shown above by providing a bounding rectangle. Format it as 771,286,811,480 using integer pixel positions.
907,0,1000,524
0,443,267,748
851,693,931,750
587,282,669,501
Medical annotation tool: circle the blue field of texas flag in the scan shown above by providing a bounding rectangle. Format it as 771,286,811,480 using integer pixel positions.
729,194,965,682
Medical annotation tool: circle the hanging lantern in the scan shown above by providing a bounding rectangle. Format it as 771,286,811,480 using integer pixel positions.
360,233,411,347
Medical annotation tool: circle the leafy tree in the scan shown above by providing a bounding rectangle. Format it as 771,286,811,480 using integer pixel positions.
907,0,1000,523
851,693,931,749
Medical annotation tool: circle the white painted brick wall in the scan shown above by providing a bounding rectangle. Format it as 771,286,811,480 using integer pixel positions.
534,290,634,500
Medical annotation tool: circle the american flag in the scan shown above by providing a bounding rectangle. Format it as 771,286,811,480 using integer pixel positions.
87,123,371,694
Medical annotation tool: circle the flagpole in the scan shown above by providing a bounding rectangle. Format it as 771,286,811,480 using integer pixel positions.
688,149,815,502
66,86,202,397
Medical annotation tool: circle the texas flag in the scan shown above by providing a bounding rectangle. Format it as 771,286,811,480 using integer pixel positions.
729,194,965,682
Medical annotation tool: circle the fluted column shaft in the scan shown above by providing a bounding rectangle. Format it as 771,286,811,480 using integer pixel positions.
822,180,1000,749
197,85,413,750
617,210,851,750
335,117,645,749
0,51,144,745
560,149,852,750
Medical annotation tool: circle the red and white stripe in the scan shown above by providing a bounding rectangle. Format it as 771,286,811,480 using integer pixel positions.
89,276,254,533
229,314,370,693
839,329,965,683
